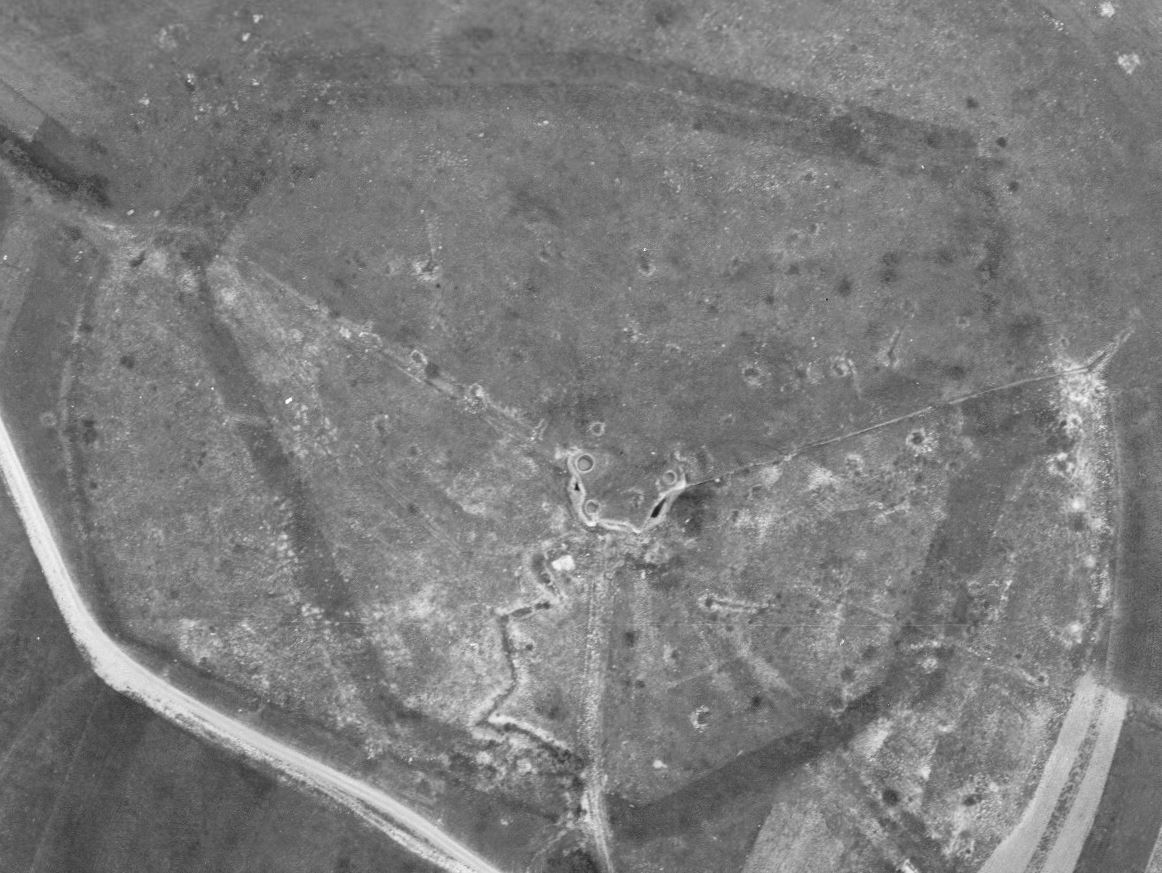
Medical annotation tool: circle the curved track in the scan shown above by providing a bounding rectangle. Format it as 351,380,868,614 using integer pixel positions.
0,402,508,873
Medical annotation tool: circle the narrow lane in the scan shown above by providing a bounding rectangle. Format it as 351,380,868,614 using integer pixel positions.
1038,689,1128,873
978,673,1103,873
0,402,508,873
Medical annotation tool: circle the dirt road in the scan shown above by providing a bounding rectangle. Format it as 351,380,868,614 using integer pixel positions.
0,401,508,873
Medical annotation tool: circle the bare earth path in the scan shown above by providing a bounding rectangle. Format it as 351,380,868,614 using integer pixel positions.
0,400,508,873
979,672,1127,873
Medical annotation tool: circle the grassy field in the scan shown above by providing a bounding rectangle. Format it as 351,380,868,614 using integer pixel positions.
0,485,441,873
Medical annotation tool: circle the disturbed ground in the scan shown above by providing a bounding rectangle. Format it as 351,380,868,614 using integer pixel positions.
0,472,443,873
3,0,1162,871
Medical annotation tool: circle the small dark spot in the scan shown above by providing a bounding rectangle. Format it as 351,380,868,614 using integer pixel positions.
840,665,856,682
80,417,99,445
750,694,764,709
996,136,1008,148
879,251,902,284
672,485,714,536
461,25,496,45
1069,513,1087,532
623,630,638,647
944,363,968,381
965,97,979,109
786,262,801,275
1007,180,1020,193
828,114,864,155
544,847,601,873
1007,312,1042,345
763,293,776,306
837,275,853,297
962,794,979,807
119,354,136,369
424,361,440,379
651,2,680,27
406,503,420,515
881,788,900,806
129,251,146,268
909,430,925,446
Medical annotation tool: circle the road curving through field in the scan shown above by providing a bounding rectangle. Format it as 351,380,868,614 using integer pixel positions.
0,401,508,873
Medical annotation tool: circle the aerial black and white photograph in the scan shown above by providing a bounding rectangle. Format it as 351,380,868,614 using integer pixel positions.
0,1,1160,871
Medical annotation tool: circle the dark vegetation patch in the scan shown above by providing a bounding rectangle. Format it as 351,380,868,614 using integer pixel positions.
1108,387,1162,703
879,250,902,284
0,175,11,233
101,263,474,760
80,416,99,445
668,482,720,537
460,25,497,46
1006,311,1043,347
630,552,685,592
0,687,442,873
913,387,1057,633
607,658,949,872
265,44,977,180
0,501,440,873
0,120,110,208
1074,708,1162,873
0,219,124,634
544,847,600,872
542,388,618,435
